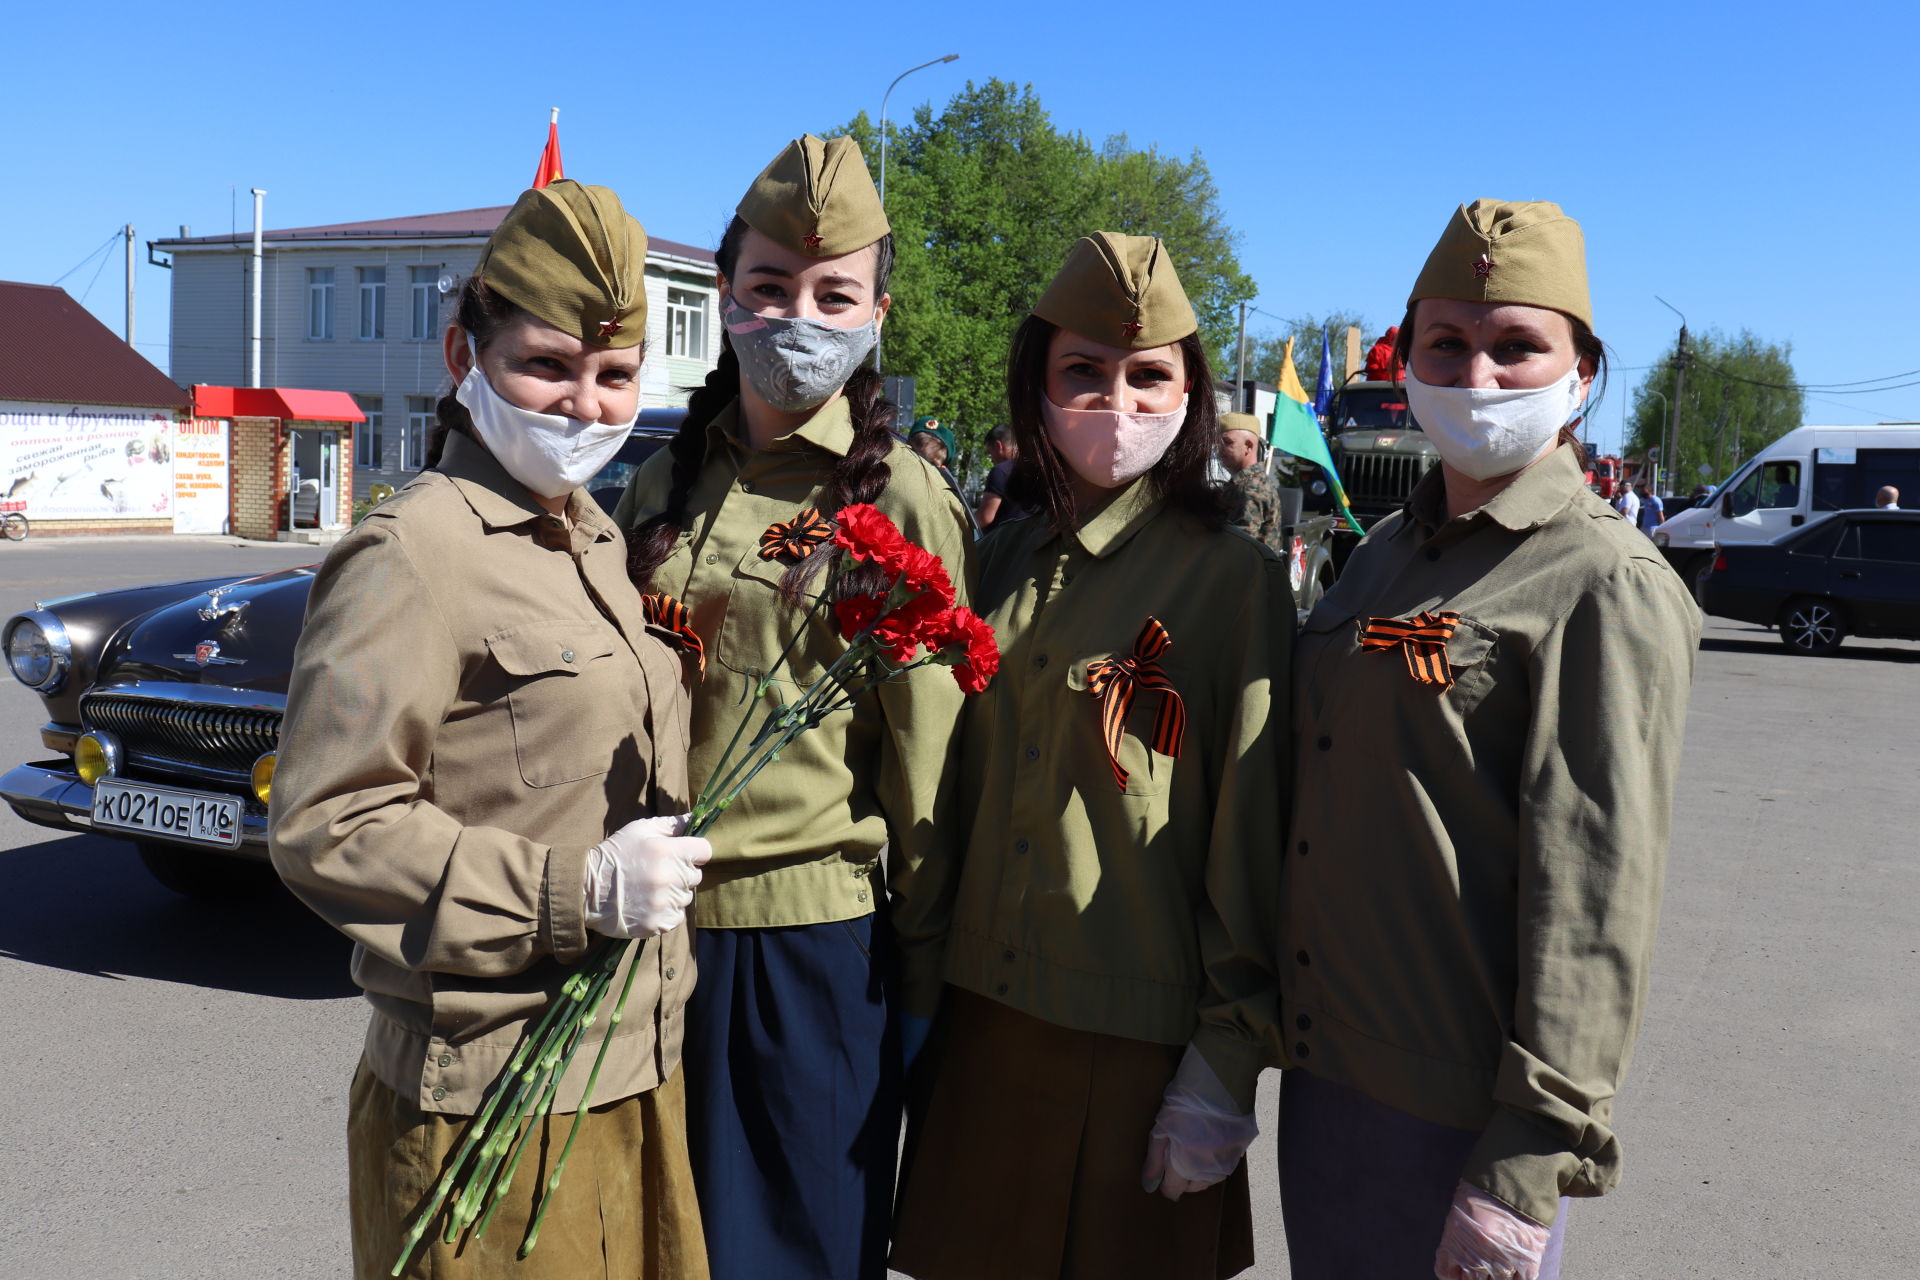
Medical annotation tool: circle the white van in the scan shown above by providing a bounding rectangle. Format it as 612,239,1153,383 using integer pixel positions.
1653,423,1920,599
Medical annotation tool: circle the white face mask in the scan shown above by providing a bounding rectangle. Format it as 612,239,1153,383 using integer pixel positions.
1403,364,1585,481
453,337,637,500
1040,396,1188,490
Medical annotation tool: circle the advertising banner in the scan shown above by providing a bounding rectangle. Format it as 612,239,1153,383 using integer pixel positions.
172,418,231,534
0,406,177,521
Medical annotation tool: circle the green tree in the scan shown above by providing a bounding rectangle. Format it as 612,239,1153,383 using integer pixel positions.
1236,311,1373,400
1626,330,1803,488
826,80,1252,475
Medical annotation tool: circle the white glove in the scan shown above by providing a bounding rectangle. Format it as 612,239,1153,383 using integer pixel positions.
1140,1045,1259,1202
582,814,711,939
1434,1182,1552,1280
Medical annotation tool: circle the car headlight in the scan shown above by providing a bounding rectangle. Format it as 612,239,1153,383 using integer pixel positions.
250,752,277,804
76,731,121,785
4,611,73,692
1652,531,1668,547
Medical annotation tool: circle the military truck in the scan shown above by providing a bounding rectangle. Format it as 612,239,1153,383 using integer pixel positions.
1324,378,1440,534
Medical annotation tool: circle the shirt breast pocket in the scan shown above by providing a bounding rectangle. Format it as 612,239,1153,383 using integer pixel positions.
1066,654,1177,798
485,621,626,788
715,549,832,688
1438,617,1499,712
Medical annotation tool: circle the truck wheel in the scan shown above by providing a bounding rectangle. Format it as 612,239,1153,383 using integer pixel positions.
1684,553,1714,605
135,842,279,902
1778,597,1847,656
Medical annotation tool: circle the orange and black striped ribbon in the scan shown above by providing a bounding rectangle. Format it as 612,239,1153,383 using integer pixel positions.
1360,610,1461,688
1085,616,1186,791
642,592,706,678
758,507,835,562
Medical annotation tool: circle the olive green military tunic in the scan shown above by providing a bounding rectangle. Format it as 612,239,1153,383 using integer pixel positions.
1282,443,1699,1225
943,481,1290,1108
614,397,974,1017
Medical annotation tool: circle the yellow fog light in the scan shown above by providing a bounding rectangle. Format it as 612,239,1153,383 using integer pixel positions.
250,752,277,804
76,731,120,785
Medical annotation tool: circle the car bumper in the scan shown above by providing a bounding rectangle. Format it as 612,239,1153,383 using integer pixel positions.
1699,583,1780,627
1,761,271,857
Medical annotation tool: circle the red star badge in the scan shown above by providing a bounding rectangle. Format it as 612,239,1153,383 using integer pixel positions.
1121,321,1143,339
596,318,624,341
803,232,824,253
1473,254,1495,279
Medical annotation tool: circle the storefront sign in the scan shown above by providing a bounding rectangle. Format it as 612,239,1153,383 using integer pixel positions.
172,418,230,534
0,405,176,521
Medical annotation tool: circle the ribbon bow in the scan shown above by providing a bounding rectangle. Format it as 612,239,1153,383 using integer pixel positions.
642,593,706,678
1360,610,1461,688
1084,617,1186,792
758,507,835,563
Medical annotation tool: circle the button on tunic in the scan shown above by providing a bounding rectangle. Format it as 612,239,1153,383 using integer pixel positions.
945,481,1289,1106
1283,444,1699,1224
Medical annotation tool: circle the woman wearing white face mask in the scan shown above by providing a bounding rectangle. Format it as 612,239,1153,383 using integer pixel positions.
271,180,713,1278
890,233,1286,1280
1278,200,1700,1280
616,135,974,1280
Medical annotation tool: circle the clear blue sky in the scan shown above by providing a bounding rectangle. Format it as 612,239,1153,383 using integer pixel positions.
8,1,1917,463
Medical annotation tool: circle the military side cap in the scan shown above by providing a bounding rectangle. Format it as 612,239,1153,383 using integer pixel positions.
1032,232,1197,350
1407,199,1592,330
476,179,648,348
737,134,890,258
1219,412,1263,437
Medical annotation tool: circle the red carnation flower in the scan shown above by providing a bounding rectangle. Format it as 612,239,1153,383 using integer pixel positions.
833,504,910,570
834,593,887,643
895,544,956,606
870,592,950,664
931,606,1000,694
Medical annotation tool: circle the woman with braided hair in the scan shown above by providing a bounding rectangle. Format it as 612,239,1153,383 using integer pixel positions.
614,134,973,1280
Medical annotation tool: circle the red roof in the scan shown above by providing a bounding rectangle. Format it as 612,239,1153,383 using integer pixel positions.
191,386,366,423
154,206,714,263
0,281,188,410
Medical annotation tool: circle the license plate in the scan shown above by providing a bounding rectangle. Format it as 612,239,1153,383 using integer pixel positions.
91,778,242,849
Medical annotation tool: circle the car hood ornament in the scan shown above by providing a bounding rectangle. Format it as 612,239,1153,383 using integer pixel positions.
197,585,250,627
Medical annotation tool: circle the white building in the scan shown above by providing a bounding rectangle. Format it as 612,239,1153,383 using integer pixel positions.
155,208,719,498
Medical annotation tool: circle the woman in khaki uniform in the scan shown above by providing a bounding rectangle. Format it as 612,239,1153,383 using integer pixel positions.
1278,201,1699,1279
270,180,711,1280
890,234,1286,1280
616,135,972,1280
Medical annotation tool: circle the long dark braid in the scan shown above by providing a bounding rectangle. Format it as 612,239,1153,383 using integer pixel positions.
628,215,901,604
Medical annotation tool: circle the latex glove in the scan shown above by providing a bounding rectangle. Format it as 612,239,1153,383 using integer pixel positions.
583,814,711,939
1140,1045,1258,1202
900,1014,934,1074
1434,1182,1552,1280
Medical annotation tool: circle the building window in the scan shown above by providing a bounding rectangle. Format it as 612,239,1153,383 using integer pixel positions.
410,266,440,340
358,267,387,340
353,395,384,468
405,396,435,472
665,288,706,359
307,268,334,339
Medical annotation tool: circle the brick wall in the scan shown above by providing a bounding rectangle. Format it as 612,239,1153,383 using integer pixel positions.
231,416,285,541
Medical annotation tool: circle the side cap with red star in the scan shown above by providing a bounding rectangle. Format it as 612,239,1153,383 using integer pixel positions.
1407,199,1592,330
474,179,648,349
1031,232,1197,351
736,134,890,259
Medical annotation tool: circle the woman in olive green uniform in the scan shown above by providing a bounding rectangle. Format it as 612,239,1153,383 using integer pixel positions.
615,135,972,1280
1278,201,1699,1280
271,181,710,1279
890,234,1285,1280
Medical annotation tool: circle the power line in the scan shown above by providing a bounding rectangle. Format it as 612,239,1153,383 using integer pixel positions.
49,229,122,287
1692,357,1920,395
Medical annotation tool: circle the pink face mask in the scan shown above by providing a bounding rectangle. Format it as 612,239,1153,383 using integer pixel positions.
1040,396,1189,490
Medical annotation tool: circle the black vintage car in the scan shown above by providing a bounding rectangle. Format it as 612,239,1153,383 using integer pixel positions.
0,416,681,899
1701,508,1920,655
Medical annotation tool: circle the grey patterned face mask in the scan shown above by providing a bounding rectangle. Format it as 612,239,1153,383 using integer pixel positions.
723,295,879,412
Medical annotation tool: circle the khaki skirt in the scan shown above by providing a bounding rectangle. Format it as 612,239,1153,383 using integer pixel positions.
348,1058,707,1280
891,986,1254,1280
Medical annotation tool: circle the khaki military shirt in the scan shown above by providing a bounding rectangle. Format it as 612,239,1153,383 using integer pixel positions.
1224,462,1284,553
270,432,693,1116
944,484,1289,1108
1283,443,1699,1224
615,398,973,1017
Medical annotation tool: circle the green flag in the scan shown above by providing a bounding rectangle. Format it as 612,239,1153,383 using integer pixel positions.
1271,337,1365,535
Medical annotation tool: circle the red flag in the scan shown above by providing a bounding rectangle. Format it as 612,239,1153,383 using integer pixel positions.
533,113,563,189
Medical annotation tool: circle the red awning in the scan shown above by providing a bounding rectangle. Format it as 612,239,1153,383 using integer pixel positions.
191,385,366,423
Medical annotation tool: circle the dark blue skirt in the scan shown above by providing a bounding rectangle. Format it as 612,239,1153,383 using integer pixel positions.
1278,1070,1568,1279
684,912,901,1280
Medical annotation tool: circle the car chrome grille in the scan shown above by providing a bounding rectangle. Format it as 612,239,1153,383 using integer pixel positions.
80,692,281,778
1341,452,1435,507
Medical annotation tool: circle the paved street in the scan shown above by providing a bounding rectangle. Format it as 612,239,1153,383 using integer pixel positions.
1,536,1916,1278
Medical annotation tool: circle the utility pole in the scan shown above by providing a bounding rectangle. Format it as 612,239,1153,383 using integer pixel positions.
1235,301,1249,411
249,189,266,389
123,224,136,346
1656,296,1688,496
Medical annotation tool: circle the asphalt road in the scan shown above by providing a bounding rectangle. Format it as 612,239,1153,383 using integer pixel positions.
1,536,1915,1279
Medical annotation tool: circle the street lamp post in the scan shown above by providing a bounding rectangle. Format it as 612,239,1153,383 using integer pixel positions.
875,53,957,377
1639,388,1668,488
1655,295,1690,496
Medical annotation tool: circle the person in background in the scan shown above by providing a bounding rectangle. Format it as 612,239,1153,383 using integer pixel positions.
1365,325,1407,383
1612,476,1640,527
1875,485,1901,509
1217,411,1283,553
616,135,972,1280
1280,199,1698,1280
270,180,711,1279
892,232,1284,1280
1635,480,1665,534
976,424,1031,527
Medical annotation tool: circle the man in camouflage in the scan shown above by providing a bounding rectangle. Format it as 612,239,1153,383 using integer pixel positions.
1219,412,1284,553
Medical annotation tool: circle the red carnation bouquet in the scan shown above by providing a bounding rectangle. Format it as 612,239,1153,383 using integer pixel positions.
395,503,997,1271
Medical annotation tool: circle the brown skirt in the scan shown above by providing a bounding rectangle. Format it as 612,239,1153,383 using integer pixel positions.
891,986,1254,1280
348,1058,708,1280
